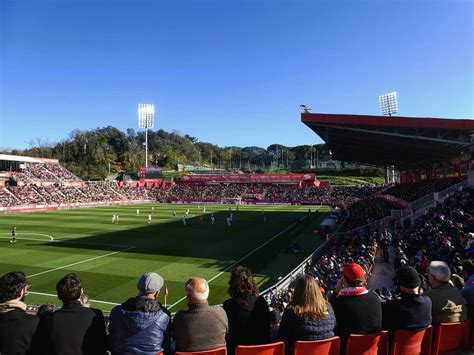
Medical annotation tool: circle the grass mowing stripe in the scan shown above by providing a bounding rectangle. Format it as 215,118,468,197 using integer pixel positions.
168,218,302,309
27,246,136,278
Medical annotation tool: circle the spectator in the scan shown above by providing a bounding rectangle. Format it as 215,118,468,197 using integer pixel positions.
108,272,171,354
331,262,382,350
37,304,56,319
424,261,468,325
269,310,281,342
382,267,431,332
461,259,474,319
278,275,336,355
223,266,270,354
0,271,39,355
173,277,228,353
32,273,106,355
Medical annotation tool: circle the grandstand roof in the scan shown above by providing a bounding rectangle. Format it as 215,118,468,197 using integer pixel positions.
0,154,44,164
302,113,474,169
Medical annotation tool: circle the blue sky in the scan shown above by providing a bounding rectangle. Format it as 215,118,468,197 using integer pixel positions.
1,0,472,150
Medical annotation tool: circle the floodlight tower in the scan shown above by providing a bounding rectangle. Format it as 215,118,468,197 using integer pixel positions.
378,92,398,184
138,103,155,168
379,92,398,116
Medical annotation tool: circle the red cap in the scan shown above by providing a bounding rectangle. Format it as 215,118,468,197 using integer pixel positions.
342,262,366,284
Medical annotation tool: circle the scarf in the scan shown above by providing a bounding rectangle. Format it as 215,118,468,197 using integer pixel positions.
337,286,369,297
0,299,27,313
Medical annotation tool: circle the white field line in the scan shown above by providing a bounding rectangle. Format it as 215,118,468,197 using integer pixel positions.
27,246,136,279
27,291,120,306
0,232,54,241
168,220,299,309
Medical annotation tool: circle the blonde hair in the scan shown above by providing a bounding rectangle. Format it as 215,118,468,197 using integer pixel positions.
288,275,329,320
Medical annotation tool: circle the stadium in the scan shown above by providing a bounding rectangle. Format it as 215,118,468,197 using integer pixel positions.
1,1,474,354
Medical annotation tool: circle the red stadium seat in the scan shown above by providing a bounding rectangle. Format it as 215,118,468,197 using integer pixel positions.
390,326,432,355
175,347,227,355
346,331,389,355
294,336,340,355
432,320,470,355
235,342,284,355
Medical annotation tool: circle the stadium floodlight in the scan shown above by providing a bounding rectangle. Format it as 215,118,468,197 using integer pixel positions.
138,103,155,168
379,92,398,116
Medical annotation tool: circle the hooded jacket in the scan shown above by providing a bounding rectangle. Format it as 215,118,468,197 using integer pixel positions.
0,300,39,355
108,297,171,355
223,293,270,354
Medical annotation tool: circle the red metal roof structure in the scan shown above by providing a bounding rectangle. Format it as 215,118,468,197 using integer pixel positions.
302,113,474,169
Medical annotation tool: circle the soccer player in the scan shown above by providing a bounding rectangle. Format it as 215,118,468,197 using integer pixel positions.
136,209,140,216
182,215,187,226
226,217,232,227
112,214,116,224
173,211,177,218
211,214,216,225
116,215,120,224
185,208,190,217
229,212,233,222
10,226,17,244
148,214,152,224
203,206,206,213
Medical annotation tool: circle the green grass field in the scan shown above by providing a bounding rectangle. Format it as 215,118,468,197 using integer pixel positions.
0,204,328,312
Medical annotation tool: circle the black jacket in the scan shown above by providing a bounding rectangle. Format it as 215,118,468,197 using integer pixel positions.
382,292,432,332
223,294,270,354
0,305,39,355
31,300,106,355
332,291,382,340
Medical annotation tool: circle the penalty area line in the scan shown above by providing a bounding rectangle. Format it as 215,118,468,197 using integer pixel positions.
27,246,136,279
168,220,300,310
27,291,120,306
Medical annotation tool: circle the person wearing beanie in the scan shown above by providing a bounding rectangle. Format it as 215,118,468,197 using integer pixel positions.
382,267,432,333
331,262,381,352
424,261,467,325
108,272,172,354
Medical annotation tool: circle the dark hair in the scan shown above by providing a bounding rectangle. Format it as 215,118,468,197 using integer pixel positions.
56,273,82,303
228,266,259,299
37,303,56,319
0,271,28,303
462,259,474,276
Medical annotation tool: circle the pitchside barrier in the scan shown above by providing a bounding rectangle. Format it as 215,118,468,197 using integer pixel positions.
0,200,156,214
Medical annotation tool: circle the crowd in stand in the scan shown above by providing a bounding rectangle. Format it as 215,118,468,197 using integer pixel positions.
384,178,463,202
2,181,386,209
1,163,81,184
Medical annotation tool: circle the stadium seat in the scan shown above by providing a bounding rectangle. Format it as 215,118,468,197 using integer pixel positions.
175,347,227,355
346,331,389,355
235,342,285,355
432,320,470,355
390,326,432,355
294,336,340,355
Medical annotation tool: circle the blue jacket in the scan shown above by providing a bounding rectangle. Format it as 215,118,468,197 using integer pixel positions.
462,275,474,319
108,297,171,355
278,304,336,355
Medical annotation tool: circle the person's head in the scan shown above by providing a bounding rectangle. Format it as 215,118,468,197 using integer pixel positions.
137,272,164,299
450,274,465,290
397,266,421,294
37,303,56,318
0,271,29,303
289,275,328,320
56,273,83,304
185,277,209,305
428,261,451,287
461,259,474,279
228,266,259,299
342,262,366,287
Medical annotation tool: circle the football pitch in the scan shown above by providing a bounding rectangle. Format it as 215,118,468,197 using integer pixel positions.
0,204,328,312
